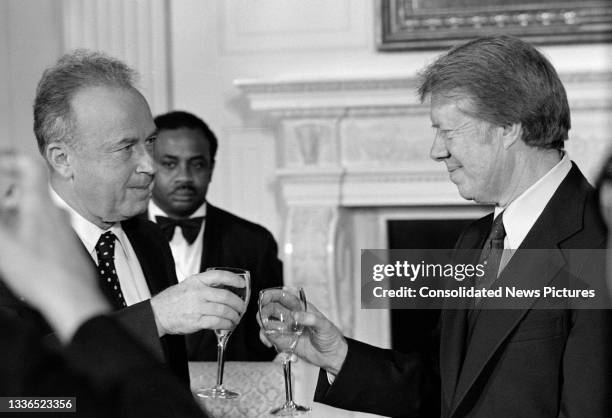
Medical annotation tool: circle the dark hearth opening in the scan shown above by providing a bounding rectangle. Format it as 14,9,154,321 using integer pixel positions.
387,217,477,416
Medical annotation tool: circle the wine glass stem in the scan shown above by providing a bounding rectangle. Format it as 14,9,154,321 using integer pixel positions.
283,359,294,404
216,338,227,387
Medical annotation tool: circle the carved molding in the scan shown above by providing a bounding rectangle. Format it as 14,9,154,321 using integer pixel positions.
236,71,612,117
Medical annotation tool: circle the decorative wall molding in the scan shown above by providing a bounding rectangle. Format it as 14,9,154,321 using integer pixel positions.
218,0,368,55
236,71,612,115
61,0,170,113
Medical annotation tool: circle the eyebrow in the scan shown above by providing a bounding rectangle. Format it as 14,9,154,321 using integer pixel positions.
115,137,138,148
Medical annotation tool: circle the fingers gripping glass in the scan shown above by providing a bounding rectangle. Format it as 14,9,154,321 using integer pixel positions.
196,267,251,400
259,287,310,415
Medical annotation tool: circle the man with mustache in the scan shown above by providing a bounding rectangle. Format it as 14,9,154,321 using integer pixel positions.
0,50,247,386
149,111,282,361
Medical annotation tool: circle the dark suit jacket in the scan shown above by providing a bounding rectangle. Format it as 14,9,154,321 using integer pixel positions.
314,163,611,417
0,217,189,386
0,311,206,417
185,203,283,361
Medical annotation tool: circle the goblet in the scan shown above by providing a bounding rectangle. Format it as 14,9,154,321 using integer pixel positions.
259,286,310,415
196,267,250,399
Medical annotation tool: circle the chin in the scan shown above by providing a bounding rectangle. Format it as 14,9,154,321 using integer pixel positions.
125,201,149,218
455,184,473,201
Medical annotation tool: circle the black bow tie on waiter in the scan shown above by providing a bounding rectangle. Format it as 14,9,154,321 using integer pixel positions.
155,216,205,244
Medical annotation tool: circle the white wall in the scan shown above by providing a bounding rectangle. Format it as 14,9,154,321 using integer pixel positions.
0,0,63,155
169,0,612,244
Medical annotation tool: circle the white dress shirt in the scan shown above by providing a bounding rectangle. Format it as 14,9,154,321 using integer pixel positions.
50,188,152,306
148,200,206,283
496,153,571,248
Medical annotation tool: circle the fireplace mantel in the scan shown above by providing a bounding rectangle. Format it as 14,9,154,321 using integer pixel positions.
237,71,612,208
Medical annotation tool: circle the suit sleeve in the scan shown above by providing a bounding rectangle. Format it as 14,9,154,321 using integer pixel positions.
109,299,164,360
559,251,612,417
313,338,432,417
0,313,206,417
244,229,283,360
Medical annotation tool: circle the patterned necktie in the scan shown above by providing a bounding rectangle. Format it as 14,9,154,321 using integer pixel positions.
470,212,506,312
95,231,127,309
155,216,204,244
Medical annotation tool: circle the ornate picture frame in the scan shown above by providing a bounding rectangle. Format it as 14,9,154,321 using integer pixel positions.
378,0,612,51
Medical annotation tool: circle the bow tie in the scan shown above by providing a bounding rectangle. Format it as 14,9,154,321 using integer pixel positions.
155,216,205,244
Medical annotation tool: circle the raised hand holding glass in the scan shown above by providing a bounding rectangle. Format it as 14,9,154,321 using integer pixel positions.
196,267,250,399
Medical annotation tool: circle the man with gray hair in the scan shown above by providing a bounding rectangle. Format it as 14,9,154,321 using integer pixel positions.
261,36,610,417
0,50,246,385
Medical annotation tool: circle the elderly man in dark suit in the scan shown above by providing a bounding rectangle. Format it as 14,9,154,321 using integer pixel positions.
0,155,207,417
148,111,282,361
0,50,247,386
260,35,611,417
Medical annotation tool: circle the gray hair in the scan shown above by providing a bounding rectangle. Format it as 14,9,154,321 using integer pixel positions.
33,49,138,154
417,35,570,150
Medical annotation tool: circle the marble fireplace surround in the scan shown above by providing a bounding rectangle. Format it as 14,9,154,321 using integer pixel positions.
236,73,611,414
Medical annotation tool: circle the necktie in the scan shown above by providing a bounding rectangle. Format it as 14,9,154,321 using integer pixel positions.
476,212,507,294
155,216,204,244
468,212,506,323
95,231,127,309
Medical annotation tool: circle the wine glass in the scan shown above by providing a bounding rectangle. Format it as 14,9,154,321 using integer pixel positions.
259,286,310,416
196,267,251,399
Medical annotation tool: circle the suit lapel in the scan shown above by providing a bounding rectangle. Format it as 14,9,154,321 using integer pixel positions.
122,218,167,294
201,203,222,271
451,248,565,413
440,216,490,411
450,164,588,415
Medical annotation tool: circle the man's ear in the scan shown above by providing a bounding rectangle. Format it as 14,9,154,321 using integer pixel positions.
501,123,522,149
45,141,74,179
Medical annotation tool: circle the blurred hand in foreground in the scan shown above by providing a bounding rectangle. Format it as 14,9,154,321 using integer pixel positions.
0,154,109,342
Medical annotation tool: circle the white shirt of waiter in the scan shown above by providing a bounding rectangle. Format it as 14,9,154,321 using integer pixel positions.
148,200,206,283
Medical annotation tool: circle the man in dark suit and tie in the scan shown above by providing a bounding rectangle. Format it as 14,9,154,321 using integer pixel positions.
149,110,282,361
0,50,247,386
260,35,611,417
0,155,207,417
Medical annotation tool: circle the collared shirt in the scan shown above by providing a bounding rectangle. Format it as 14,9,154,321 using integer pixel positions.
492,153,571,274
148,200,206,283
50,188,152,306
495,153,572,250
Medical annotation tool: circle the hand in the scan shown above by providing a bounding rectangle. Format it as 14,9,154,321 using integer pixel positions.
0,154,109,342
150,269,247,336
259,301,348,375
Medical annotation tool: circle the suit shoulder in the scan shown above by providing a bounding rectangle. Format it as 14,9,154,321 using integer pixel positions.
208,204,276,241
123,217,166,240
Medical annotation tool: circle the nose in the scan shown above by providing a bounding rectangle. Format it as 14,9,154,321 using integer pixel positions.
175,162,192,183
136,144,155,175
429,132,450,162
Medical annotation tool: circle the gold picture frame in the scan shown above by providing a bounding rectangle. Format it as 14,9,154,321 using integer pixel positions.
378,0,612,51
